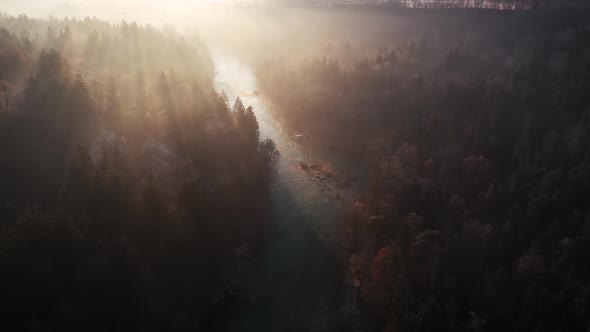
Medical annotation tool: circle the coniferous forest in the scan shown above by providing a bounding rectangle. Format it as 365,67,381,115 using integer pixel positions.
2,2,590,332
0,13,275,331
256,8,590,332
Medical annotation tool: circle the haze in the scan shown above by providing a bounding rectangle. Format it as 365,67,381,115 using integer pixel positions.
3,0,213,24
2,1,590,332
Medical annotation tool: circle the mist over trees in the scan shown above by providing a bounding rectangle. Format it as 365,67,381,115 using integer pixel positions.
0,14,275,331
2,2,590,332
256,8,590,331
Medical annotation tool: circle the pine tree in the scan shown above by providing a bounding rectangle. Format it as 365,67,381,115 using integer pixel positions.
105,75,121,130
0,80,10,111
63,146,95,217
142,173,165,229
244,105,260,145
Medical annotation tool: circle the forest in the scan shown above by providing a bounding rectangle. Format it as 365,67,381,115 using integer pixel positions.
2,2,590,332
255,7,590,332
0,13,276,331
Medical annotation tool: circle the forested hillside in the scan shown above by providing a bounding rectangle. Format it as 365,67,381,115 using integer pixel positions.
3,5,590,331
258,9,590,331
0,14,275,331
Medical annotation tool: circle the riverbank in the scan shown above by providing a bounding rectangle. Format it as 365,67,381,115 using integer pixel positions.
212,51,364,331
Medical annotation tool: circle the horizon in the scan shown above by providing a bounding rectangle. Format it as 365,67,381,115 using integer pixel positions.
1,4,590,332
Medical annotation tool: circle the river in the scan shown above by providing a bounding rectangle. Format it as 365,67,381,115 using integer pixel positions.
212,52,362,331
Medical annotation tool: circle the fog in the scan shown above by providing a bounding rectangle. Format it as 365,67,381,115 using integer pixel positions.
2,0,412,64
3,0,213,25
1,0,316,58
2,1,590,331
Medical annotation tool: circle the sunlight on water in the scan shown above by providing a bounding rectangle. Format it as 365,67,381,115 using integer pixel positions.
212,50,352,331
213,51,319,193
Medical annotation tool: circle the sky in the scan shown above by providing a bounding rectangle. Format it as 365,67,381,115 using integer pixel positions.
2,0,221,24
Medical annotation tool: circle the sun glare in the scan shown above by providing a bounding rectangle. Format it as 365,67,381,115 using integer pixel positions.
2,1,590,331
